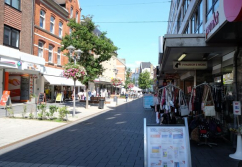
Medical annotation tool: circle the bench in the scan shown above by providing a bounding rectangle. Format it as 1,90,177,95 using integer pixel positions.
79,97,110,104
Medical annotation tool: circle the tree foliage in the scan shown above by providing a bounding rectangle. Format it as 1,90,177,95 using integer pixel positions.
138,71,152,89
61,16,118,86
124,68,132,89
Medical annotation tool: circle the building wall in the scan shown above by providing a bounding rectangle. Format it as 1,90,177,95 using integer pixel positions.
34,0,81,69
0,0,4,45
1,1,33,54
115,58,126,84
101,56,116,81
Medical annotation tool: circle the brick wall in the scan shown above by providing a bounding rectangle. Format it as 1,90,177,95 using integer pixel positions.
4,5,22,30
20,0,33,54
0,0,4,45
1,1,33,54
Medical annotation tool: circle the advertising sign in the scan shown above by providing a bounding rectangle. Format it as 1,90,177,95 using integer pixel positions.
0,91,10,106
143,95,154,109
144,119,192,167
233,101,241,115
56,93,62,102
8,75,21,100
37,93,46,104
173,61,207,70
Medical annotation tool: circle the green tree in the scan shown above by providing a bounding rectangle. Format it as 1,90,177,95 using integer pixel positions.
61,16,118,108
124,68,132,89
138,71,152,90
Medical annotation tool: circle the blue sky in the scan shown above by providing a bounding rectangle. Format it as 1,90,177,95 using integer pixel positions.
79,0,171,71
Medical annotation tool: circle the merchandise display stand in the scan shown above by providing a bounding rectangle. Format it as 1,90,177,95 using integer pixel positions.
192,83,218,147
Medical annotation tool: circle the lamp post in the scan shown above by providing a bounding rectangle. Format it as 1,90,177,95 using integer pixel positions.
67,45,83,117
113,68,118,95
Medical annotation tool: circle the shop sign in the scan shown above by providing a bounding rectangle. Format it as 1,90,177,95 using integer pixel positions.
224,0,242,22
0,91,10,107
173,61,207,70
24,62,40,71
0,57,17,67
206,11,219,39
233,101,241,115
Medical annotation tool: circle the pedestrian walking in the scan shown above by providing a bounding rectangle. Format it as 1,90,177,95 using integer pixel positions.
125,92,129,102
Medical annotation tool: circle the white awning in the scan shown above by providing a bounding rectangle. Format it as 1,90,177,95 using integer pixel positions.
44,75,84,86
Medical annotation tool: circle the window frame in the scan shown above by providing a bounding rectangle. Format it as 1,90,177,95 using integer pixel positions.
192,1,203,34
38,41,44,57
4,0,21,10
3,25,20,49
48,45,54,63
57,48,61,65
206,0,219,21
76,12,78,22
50,16,55,34
40,10,46,29
70,7,73,18
59,22,63,38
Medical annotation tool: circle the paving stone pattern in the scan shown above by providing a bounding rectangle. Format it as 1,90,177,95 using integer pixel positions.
0,98,240,167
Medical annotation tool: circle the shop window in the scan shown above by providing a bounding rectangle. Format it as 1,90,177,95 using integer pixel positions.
38,41,44,57
5,0,20,10
40,10,45,29
50,16,55,34
57,48,61,65
76,12,78,22
70,7,73,18
3,25,19,48
48,45,54,62
59,22,63,38
207,0,219,21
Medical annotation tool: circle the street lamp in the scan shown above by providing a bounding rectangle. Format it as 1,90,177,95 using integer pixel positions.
67,45,83,117
113,68,118,95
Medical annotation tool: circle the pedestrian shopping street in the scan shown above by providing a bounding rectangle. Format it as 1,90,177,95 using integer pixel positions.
0,98,240,167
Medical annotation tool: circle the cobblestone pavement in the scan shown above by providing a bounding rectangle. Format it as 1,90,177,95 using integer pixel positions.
0,98,240,167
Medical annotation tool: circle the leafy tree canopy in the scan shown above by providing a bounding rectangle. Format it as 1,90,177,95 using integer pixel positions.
138,71,152,89
124,68,132,89
61,16,118,85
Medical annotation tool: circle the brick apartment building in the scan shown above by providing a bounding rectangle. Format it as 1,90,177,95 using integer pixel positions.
33,0,83,101
0,0,83,102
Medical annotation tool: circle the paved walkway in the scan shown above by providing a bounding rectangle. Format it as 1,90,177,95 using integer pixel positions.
0,97,240,167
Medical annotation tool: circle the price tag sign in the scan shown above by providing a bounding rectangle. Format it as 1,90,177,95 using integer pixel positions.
233,101,241,115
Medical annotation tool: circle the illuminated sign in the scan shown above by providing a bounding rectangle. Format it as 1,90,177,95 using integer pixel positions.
206,12,219,39
173,61,207,70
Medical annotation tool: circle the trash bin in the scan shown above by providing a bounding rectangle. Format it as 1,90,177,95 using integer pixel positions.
98,99,105,109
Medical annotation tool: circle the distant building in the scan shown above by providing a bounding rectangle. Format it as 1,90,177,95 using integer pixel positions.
131,67,140,87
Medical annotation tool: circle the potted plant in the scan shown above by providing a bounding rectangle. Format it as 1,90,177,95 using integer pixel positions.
6,105,14,118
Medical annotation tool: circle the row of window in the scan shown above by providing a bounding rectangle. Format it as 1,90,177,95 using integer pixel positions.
39,9,78,37
179,0,219,34
38,41,61,65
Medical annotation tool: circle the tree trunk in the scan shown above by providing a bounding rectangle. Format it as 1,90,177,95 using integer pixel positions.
85,84,89,109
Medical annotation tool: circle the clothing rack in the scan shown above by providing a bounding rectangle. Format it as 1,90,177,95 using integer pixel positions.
191,82,218,147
